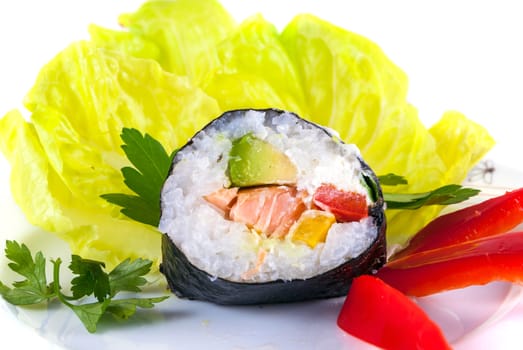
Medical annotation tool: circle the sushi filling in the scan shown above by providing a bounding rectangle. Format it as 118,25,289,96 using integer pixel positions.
159,110,378,283
204,184,369,244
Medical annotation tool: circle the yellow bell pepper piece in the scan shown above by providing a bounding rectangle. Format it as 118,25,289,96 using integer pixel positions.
291,210,336,248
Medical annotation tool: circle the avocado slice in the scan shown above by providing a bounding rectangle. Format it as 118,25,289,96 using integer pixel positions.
228,134,297,187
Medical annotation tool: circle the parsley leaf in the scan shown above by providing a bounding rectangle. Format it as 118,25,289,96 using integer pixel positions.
377,173,408,186
108,258,152,296
101,128,175,227
52,257,112,333
100,193,158,227
0,240,53,304
0,241,169,333
384,184,480,209
69,300,112,333
69,255,111,302
106,296,169,321
377,173,479,209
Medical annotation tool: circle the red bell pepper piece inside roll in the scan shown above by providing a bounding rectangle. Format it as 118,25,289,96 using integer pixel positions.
393,188,523,259
337,275,451,350
313,184,368,222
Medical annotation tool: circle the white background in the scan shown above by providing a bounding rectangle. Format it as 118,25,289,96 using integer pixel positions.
0,1,522,349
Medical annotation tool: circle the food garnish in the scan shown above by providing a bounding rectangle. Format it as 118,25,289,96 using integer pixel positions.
392,187,523,258
337,187,523,346
0,240,168,333
383,184,480,210
337,275,451,350
378,231,523,297
101,128,176,227
376,188,523,296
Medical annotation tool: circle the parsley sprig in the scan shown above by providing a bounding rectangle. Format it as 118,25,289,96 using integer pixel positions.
377,174,480,209
0,240,168,333
383,184,480,209
101,128,176,227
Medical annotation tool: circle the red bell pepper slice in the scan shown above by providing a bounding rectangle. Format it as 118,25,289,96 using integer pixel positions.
313,184,368,222
377,231,523,296
337,275,451,350
393,188,523,259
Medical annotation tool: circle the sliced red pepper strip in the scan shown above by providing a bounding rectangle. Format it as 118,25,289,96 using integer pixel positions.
377,231,523,297
337,275,451,350
313,184,368,222
393,188,523,259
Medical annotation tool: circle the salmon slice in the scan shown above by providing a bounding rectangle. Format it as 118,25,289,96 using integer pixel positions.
205,185,307,237
203,187,238,213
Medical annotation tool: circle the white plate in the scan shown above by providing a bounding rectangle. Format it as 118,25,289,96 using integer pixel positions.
1,1,523,349
0,159,521,350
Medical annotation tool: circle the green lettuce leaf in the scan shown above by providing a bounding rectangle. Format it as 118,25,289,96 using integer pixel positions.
202,14,308,115
0,41,220,272
89,0,236,85
429,110,496,184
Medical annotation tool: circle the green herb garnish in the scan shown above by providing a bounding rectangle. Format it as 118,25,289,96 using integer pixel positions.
377,173,408,186
378,173,479,209
0,240,168,333
101,128,176,227
383,184,480,210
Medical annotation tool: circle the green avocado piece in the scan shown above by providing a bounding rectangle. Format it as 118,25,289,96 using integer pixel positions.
228,134,297,187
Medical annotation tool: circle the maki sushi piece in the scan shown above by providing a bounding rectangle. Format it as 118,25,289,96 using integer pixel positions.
159,109,386,305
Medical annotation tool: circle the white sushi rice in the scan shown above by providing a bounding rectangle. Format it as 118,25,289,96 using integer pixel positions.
159,110,378,283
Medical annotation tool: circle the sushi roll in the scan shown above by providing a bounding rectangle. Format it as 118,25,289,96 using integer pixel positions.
159,109,386,305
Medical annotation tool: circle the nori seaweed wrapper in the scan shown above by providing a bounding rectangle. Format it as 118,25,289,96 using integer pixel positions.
159,109,386,305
